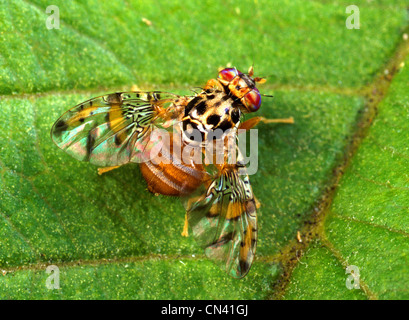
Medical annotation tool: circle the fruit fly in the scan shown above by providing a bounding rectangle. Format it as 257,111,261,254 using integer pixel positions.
51,66,293,278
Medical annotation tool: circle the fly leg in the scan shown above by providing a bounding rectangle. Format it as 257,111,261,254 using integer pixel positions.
239,116,294,131
181,213,189,237
181,194,207,237
97,165,121,175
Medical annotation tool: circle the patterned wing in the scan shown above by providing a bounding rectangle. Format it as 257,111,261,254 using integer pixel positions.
186,159,257,279
51,91,183,167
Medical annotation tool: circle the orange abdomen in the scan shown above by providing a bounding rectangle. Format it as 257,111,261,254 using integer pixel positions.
140,134,206,196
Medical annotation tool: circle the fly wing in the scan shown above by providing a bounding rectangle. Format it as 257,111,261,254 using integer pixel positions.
186,150,257,278
51,91,185,167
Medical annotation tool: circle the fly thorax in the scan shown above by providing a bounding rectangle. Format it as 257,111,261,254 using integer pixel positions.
181,91,242,147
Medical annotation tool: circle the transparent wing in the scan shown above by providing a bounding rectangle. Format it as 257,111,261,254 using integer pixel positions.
186,151,257,278
51,91,184,167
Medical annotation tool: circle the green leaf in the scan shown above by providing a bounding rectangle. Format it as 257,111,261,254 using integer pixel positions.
0,0,407,94
284,54,409,300
0,0,408,299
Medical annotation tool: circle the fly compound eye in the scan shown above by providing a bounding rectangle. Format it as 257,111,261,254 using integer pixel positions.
218,68,240,83
243,88,261,112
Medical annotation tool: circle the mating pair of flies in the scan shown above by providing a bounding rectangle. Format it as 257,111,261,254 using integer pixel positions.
51,66,294,278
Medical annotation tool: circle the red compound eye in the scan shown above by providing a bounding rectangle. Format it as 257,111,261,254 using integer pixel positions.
244,88,261,112
218,68,240,82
